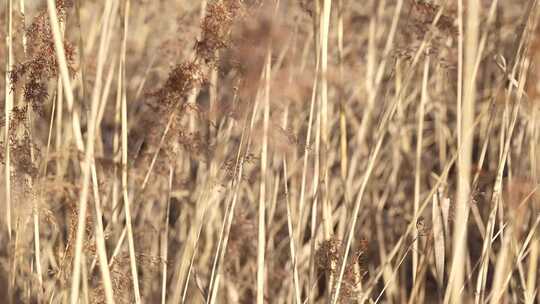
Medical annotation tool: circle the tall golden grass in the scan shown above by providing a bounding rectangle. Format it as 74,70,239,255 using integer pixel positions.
1,0,540,303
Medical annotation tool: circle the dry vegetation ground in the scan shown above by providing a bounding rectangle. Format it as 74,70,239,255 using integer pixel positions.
1,0,540,303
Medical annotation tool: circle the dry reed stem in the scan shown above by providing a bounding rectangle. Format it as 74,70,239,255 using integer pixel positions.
118,1,142,302
90,165,115,304
256,49,271,304
5,0,14,243
160,166,173,304
412,53,429,292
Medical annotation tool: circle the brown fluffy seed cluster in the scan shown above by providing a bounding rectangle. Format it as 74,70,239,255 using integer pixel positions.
7,106,41,178
409,0,458,38
137,0,260,168
196,0,246,65
151,61,207,108
9,2,76,115
315,237,367,303
149,0,249,109
393,1,459,68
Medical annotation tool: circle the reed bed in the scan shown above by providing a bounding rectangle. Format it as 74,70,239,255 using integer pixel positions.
1,0,540,303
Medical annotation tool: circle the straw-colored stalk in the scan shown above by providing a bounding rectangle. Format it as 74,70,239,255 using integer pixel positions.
449,0,479,302
4,0,13,242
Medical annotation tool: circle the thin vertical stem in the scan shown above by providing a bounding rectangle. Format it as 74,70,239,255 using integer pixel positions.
119,0,141,302
319,0,332,241
449,0,479,303
4,0,13,242
91,165,116,304
161,167,173,304
412,54,430,295
257,49,271,304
